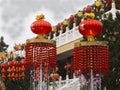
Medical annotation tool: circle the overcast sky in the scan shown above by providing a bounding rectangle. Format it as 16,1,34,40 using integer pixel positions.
0,0,94,51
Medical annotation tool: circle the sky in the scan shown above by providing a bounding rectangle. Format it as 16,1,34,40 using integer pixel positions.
0,0,94,51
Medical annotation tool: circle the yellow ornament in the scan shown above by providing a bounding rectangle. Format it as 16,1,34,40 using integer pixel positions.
36,14,45,20
52,26,56,32
63,19,68,26
90,13,95,19
77,11,83,17
84,13,90,18
95,0,101,7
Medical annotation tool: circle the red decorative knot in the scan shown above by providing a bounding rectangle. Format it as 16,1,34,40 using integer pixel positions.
78,19,103,41
31,14,52,38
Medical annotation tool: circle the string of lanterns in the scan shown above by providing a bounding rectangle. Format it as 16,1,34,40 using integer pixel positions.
1,59,26,80
0,43,26,80
49,0,112,37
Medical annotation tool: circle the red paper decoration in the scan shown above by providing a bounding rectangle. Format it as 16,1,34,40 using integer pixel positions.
78,19,103,37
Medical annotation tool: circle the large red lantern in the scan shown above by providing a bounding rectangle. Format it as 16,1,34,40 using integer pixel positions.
31,14,52,37
78,19,103,40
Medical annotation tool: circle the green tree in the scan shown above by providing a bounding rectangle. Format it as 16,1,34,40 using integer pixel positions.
96,11,120,90
0,36,9,52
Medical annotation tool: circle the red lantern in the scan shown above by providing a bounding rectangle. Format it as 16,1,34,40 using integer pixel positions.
105,0,111,3
56,23,61,30
53,73,59,79
31,14,52,36
69,15,74,21
85,6,91,13
1,63,7,79
50,73,54,78
2,74,6,79
50,73,59,79
19,59,26,79
1,63,7,68
78,19,103,38
20,59,26,66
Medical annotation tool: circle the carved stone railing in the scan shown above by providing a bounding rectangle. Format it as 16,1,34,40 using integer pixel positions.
49,74,86,90
48,23,82,47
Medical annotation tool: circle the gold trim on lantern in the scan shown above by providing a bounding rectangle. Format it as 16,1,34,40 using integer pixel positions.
26,38,56,45
74,41,108,47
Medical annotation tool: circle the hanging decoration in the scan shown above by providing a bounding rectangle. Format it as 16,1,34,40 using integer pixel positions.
95,0,102,7
62,19,68,26
19,59,26,79
31,14,52,38
78,19,103,41
26,14,57,84
84,12,95,19
69,15,74,22
56,23,61,30
1,63,7,80
73,43,109,76
52,26,56,32
77,11,83,18
85,6,92,13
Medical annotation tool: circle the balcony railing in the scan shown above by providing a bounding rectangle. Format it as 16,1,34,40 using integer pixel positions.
48,23,82,47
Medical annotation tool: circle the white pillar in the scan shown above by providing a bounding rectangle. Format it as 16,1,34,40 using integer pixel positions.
40,65,42,90
90,69,94,90
59,76,62,87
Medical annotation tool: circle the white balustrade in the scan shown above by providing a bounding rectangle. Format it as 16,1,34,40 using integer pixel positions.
48,23,82,47
49,74,86,90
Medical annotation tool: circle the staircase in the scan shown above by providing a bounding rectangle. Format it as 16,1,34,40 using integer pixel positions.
49,74,86,90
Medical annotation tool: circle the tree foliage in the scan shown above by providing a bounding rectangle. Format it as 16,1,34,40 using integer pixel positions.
96,11,120,90
0,36,9,52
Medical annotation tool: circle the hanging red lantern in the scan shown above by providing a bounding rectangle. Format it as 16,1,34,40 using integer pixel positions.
1,63,7,79
31,14,52,38
104,0,111,3
7,61,12,79
53,73,59,79
56,23,61,30
1,74,6,79
85,6,92,13
50,73,59,79
19,59,26,79
1,63,7,68
69,15,74,21
78,19,103,41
